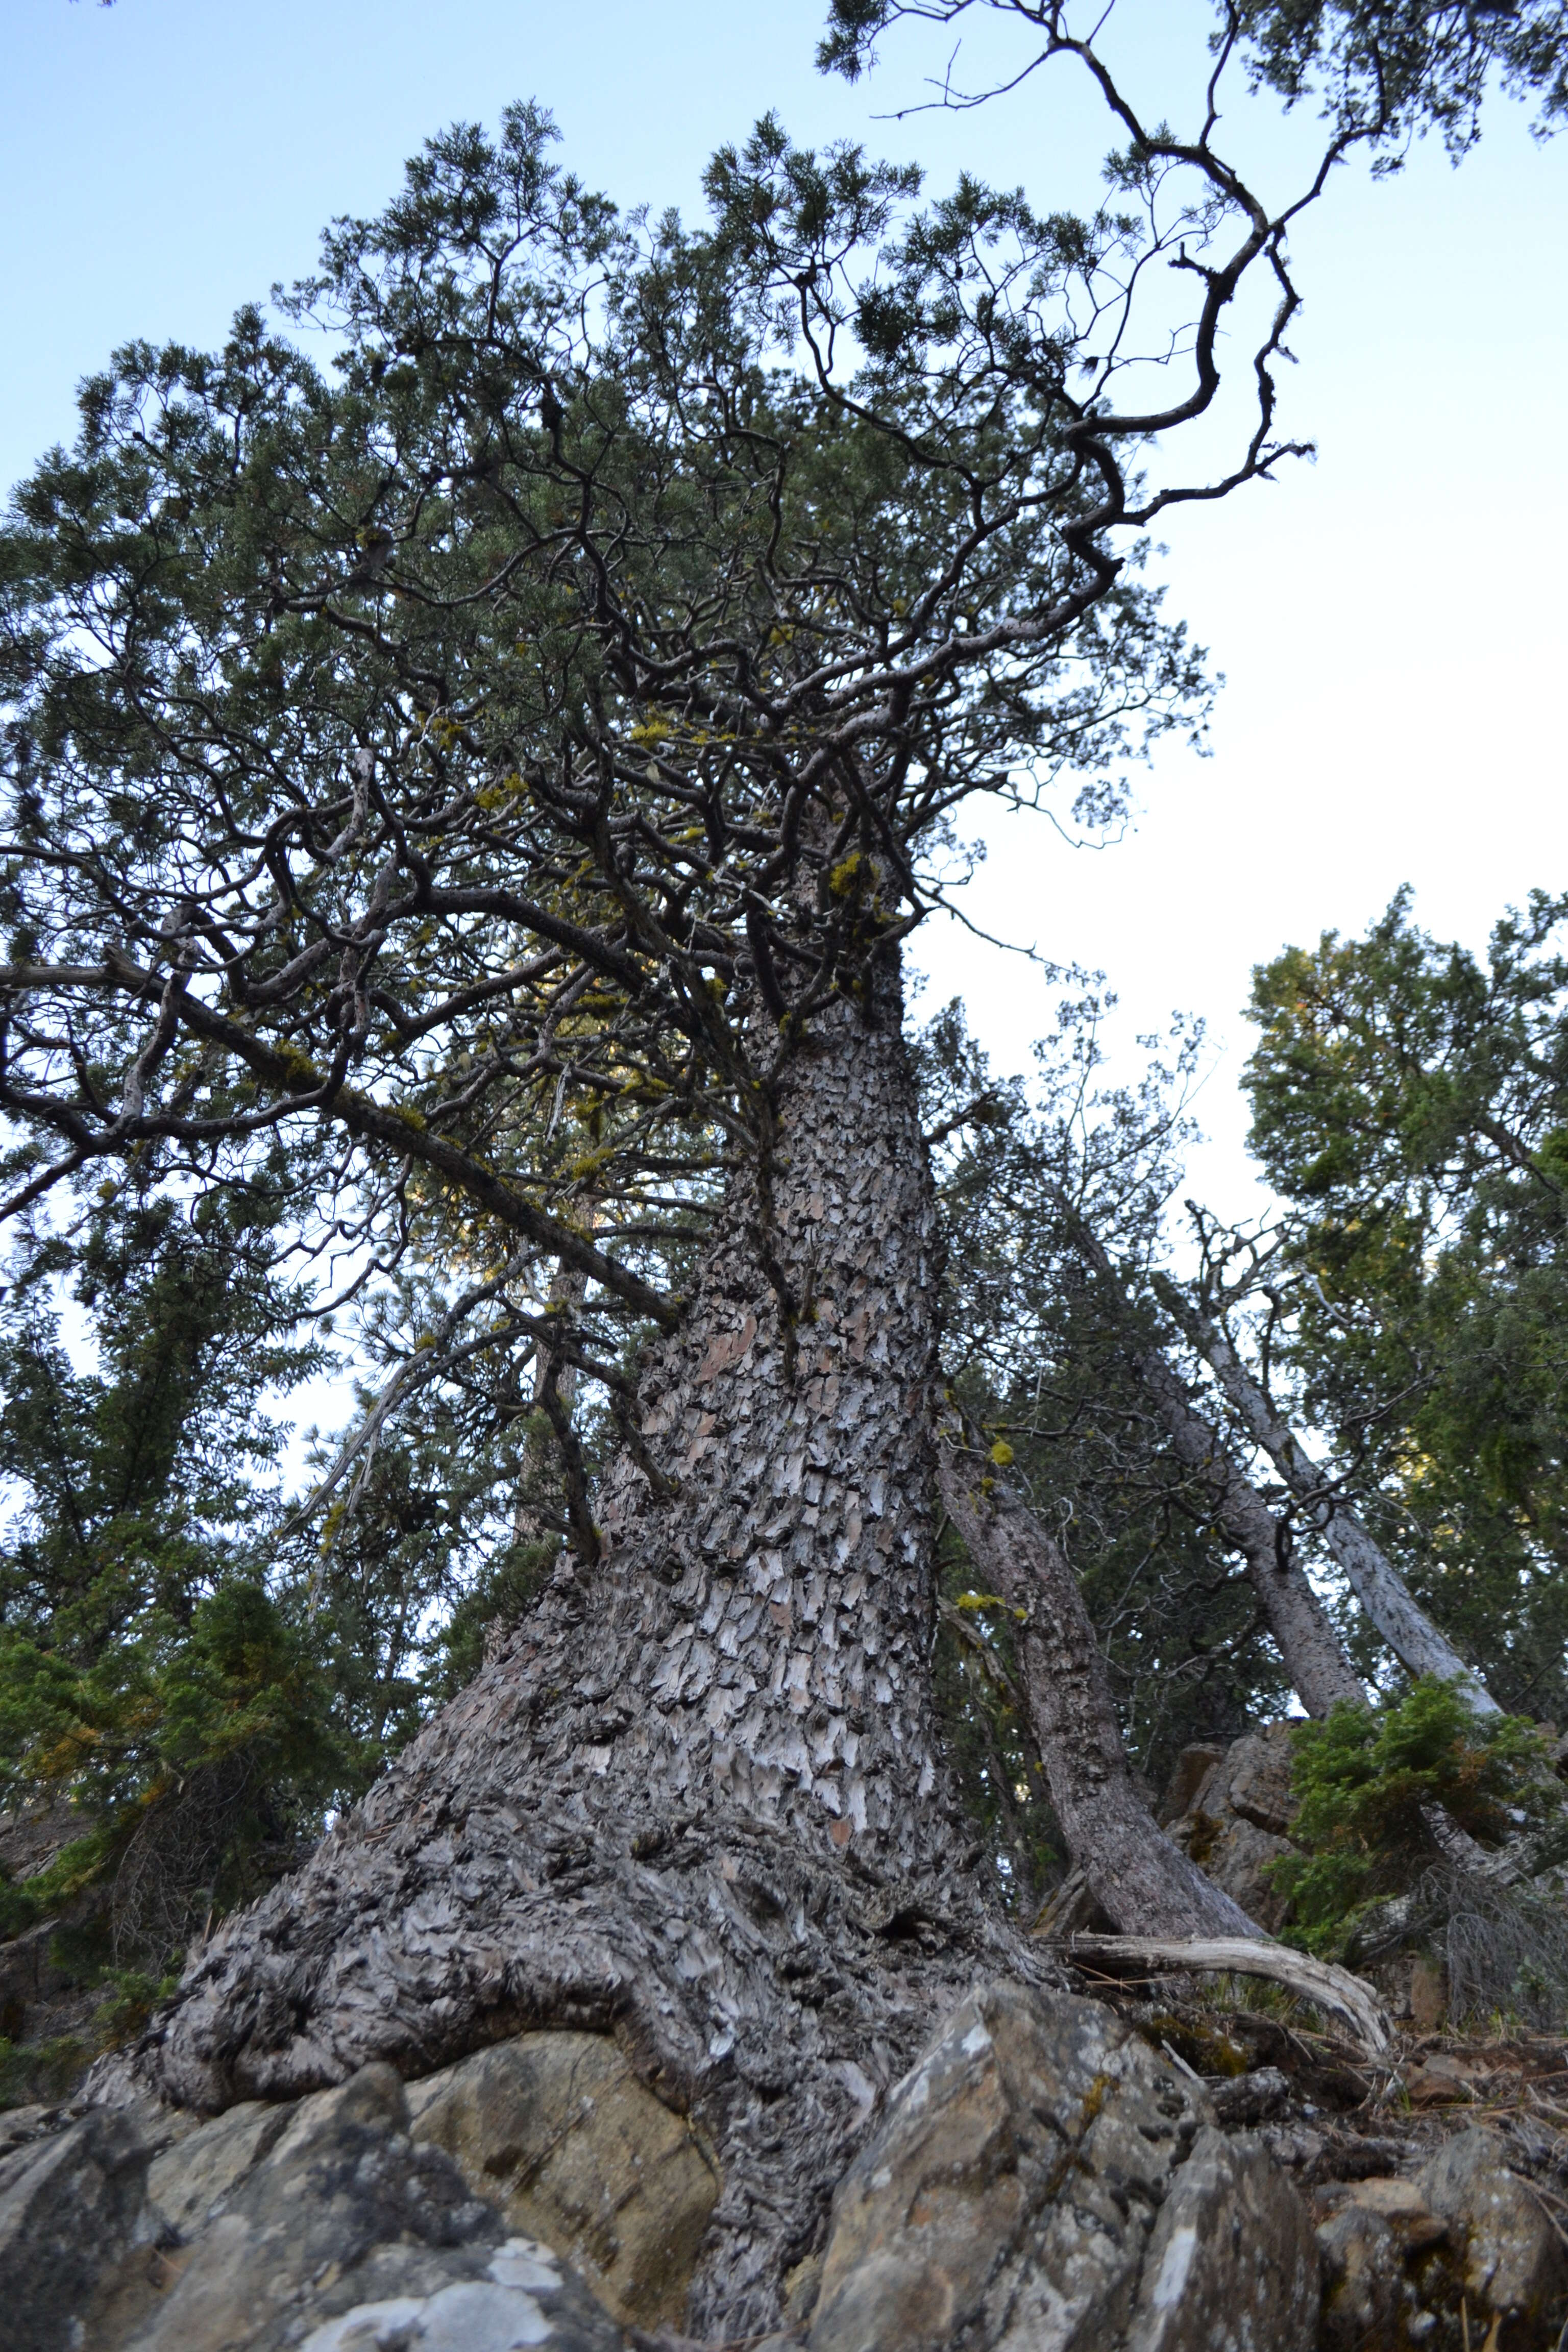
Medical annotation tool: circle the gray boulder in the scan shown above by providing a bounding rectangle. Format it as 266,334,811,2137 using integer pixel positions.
1315,2203,1410,2352
1418,2127,1567,2340
0,2106,151,2352
407,2027,718,2329
0,2061,631,2352
806,1977,1318,2352
116,2063,626,2352
1165,1725,1298,1935
143,2094,292,2240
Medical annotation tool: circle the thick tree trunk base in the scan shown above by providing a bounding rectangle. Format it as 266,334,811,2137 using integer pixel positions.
135,983,1065,2336
140,1629,1052,2333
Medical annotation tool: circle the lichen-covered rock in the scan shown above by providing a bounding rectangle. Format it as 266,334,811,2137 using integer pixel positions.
106,2064,625,2352
1158,1746,1228,1828
1329,2176,1447,2251
1216,1726,1298,1838
291,2237,615,2351
0,2100,58,2159
1418,2128,1567,2341
1128,2124,1318,2352
806,1978,1317,2352
1207,2066,1292,2127
0,2106,151,2352
406,2028,717,2329
143,2095,291,2239
1315,2203,1410,2352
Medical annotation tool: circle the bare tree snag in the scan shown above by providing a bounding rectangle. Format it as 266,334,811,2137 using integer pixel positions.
1058,1934,1393,2059
1130,1343,1369,1718
935,1408,1264,1940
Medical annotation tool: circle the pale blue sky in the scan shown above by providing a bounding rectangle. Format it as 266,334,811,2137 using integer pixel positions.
4,0,1565,1232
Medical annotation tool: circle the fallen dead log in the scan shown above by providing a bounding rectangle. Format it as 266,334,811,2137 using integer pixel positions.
1055,1931,1394,2060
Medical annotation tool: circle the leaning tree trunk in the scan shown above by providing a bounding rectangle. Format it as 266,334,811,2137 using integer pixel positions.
137,968,1061,2338
1173,1301,1501,1716
1131,1341,1368,1717
1118,1324,1509,1872
1070,1227,1365,1718
936,1408,1263,1938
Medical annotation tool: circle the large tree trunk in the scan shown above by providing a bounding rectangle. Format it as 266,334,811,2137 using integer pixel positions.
139,970,1061,2337
935,1409,1263,1938
1174,1302,1501,1716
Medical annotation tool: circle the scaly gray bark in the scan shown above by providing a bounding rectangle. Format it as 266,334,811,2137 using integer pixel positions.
936,1409,1263,1939
1171,1298,1500,1717
137,970,1060,2338
1072,1231,1367,1719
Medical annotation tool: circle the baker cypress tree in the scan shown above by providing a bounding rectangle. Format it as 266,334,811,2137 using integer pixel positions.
1,5,1562,2326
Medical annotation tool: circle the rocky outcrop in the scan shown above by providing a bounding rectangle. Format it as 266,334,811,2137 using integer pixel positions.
1418,2128,1567,2344
1297,2120,1567,2351
1163,1724,1299,1935
10,1980,1561,2350
1057,1973,1568,2350
1312,2178,1448,2350
0,1982,1340,2352
406,2030,718,2329
0,2105,152,2352
1310,2138,1568,2352
806,1977,1319,2352
0,2062,627,2352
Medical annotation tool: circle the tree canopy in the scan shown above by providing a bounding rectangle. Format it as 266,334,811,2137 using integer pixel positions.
1238,889,1568,1717
3,2,1566,2061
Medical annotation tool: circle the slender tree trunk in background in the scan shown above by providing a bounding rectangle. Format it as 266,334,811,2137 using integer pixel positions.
1132,1342,1368,1717
1177,1305,1501,1717
504,1258,586,1570
1152,1326,1504,1872
936,1411,1264,1939
1070,1231,1365,1718
140,967,1060,2337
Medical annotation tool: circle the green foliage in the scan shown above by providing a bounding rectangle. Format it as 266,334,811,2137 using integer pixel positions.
1244,889,1568,1717
0,2034,90,2112
0,1191,350,1966
433,1537,557,1699
931,1533,1059,1913
1271,1679,1566,1958
1230,0,1568,153
2,18,1562,1969
821,0,1568,155
0,1964,179,2112
0,1172,592,1984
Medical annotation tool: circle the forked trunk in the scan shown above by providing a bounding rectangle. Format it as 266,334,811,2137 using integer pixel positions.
139,969,1054,2336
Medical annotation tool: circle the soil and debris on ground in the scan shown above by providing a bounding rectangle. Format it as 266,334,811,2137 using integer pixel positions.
1069,1959,1568,2349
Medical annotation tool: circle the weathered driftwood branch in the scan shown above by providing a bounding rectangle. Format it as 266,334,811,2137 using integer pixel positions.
1056,1932,1394,2059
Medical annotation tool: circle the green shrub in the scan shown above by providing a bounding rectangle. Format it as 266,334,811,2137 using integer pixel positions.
1270,1678,1566,1959
0,1580,346,1970
0,2033,89,2111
